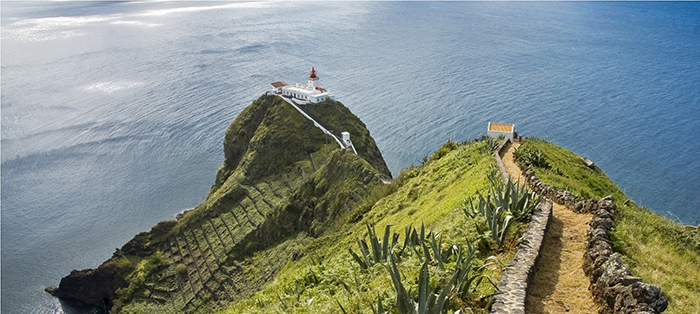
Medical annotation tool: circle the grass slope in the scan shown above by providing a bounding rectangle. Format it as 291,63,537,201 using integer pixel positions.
299,99,392,178
218,140,524,314
517,138,700,314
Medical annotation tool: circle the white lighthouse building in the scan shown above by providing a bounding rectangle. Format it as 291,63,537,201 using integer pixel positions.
270,68,335,104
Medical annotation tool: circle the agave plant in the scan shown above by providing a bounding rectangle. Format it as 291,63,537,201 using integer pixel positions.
370,295,389,314
478,136,501,154
514,146,551,169
462,191,513,249
452,241,499,300
418,224,432,264
396,223,454,267
349,223,399,269
463,170,540,249
482,196,513,249
462,196,487,219
506,180,540,222
386,255,459,314
426,231,455,270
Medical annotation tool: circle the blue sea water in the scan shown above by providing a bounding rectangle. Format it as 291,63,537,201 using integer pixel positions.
1,1,699,313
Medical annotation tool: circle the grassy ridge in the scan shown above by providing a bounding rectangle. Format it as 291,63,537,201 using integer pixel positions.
69,92,698,314
215,95,329,189
217,140,524,314
517,138,700,314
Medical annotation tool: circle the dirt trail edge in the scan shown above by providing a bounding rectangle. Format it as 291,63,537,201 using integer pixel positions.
502,142,599,314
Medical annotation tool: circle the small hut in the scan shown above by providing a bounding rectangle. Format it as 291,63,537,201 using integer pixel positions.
487,122,515,141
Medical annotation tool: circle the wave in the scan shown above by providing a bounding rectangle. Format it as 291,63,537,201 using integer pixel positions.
80,81,145,94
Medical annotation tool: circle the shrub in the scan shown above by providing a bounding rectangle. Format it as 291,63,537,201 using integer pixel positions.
386,256,458,314
514,146,550,169
430,140,460,162
176,264,187,278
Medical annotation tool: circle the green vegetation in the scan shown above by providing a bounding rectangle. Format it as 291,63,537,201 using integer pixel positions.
300,100,391,178
215,95,330,188
217,139,521,314
386,256,458,314
516,138,700,314
106,129,528,314
349,224,399,269
463,172,540,250
113,251,170,310
215,96,391,191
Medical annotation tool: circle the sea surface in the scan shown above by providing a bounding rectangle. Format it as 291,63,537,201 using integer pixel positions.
2,1,699,313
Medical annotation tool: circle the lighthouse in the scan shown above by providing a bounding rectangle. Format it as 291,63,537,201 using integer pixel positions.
308,67,320,88
270,67,335,104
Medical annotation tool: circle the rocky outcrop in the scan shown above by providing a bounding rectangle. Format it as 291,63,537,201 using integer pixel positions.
47,94,391,313
46,251,132,311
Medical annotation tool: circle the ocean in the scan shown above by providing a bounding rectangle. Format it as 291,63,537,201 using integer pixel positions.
2,1,699,313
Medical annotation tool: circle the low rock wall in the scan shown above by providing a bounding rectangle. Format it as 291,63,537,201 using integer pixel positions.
494,138,511,183
584,197,668,314
519,166,598,214
516,160,668,314
491,139,552,314
490,199,553,314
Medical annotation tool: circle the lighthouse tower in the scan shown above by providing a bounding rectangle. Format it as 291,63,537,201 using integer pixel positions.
307,67,320,88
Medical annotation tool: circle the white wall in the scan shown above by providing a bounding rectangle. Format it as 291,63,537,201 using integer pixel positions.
487,130,514,141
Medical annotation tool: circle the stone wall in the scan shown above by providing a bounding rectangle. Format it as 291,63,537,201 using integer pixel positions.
490,199,553,314
516,158,668,314
490,139,553,314
519,166,598,214
584,197,668,314
494,138,511,183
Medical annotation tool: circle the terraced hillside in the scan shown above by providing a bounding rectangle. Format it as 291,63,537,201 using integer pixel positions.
48,94,391,314
141,169,310,313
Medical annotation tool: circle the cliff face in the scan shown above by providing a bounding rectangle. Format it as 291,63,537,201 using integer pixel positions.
47,257,130,310
48,94,390,313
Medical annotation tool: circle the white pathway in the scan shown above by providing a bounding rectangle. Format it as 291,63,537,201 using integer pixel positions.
276,95,354,152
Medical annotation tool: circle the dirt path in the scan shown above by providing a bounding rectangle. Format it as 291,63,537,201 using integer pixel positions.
501,142,599,313
501,142,524,185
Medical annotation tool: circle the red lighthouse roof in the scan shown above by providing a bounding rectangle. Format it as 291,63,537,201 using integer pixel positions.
309,67,317,79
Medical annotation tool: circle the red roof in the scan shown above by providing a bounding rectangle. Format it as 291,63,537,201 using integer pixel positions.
488,122,514,132
309,67,317,79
